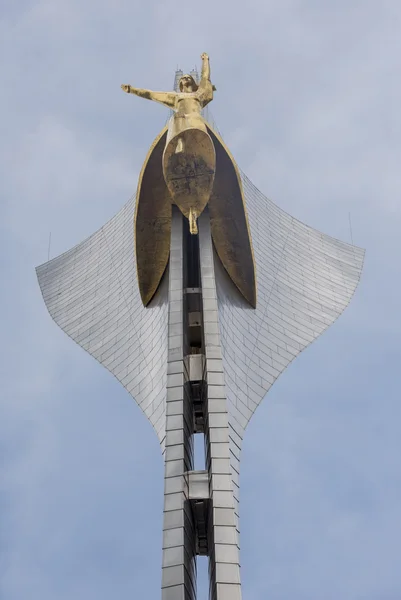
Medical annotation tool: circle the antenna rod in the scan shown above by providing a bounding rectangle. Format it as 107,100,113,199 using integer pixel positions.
348,212,354,246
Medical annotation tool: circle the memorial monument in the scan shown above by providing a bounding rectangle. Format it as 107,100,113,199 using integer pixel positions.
36,53,365,599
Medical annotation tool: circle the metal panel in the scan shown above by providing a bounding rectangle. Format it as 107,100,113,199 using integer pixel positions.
36,160,363,600
215,172,365,440
36,195,169,448
162,210,196,600
199,213,243,599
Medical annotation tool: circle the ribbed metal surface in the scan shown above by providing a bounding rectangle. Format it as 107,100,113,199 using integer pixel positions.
36,174,364,455
36,167,364,600
36,195,170,450
216,172,365,441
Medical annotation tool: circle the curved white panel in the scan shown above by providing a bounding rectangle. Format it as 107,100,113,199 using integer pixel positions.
215,172,365,438
36,195,169,446
36,174,364,452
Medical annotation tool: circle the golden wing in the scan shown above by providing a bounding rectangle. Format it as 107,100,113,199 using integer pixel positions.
135,127,171,306
207,126,256,308
135,124,256,309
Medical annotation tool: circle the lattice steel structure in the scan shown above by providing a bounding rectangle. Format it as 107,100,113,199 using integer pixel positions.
37,73,364,600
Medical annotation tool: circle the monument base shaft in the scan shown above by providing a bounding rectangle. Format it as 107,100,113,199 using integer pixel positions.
161,209,242,600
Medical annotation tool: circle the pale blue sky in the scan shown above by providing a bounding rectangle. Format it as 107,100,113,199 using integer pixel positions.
1,1,401,599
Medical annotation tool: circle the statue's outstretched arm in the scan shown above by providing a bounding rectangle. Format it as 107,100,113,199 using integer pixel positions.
121,85,177,109
198,53,215,106
200,52,211,83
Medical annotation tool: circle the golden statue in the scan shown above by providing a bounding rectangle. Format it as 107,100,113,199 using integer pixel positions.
122,54,256,308
122,53,215,235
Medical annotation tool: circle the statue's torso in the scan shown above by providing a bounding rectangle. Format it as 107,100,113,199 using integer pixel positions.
175,93,202,116
167,92,207,142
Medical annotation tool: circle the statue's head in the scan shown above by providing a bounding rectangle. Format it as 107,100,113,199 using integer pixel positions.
179,74,198,93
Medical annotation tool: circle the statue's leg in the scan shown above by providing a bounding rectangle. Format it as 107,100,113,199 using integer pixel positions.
175,137,184,153
189,208,198,235
163,129,216,228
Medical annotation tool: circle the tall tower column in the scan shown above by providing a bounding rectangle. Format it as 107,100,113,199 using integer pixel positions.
199,212,242,600
161,209,242,599
162,209,197,600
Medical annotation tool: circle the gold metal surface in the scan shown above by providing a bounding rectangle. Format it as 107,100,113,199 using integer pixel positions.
163,127,215,232
207,127,257,308
134,126,171,306
122,53,215,235
189,208,198,235
124,53,256,308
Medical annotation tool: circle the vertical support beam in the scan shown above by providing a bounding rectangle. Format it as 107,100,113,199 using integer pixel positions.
198,211,242,600
162,208,197,600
